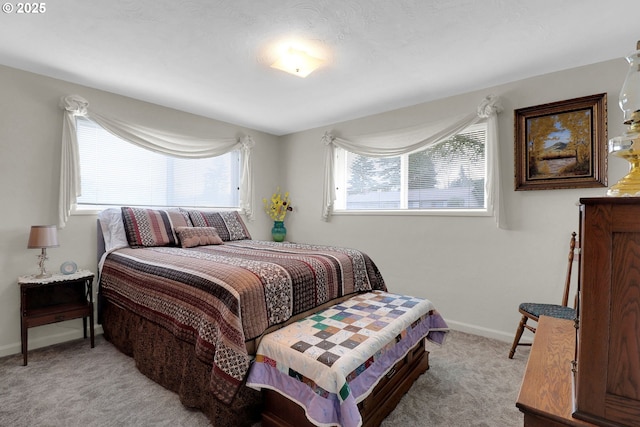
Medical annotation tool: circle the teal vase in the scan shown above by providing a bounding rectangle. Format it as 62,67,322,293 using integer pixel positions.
271,221,286,242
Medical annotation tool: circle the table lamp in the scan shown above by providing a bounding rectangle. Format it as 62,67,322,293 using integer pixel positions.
27,225,59,278
607,40,640,196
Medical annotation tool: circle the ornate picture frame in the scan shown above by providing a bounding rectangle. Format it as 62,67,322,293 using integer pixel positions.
514,93,607,191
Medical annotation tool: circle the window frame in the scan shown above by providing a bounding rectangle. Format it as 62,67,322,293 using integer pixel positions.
332,122,491,217
72,117,242,214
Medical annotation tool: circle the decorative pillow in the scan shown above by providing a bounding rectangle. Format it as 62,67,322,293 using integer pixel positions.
121,207,180,248
175,226,224,248
185,210,252,242
166,208,193,228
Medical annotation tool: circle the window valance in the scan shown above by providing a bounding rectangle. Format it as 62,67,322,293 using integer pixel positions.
321,95,505,228
58,94,254,227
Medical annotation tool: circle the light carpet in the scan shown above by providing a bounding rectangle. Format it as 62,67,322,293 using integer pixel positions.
0,330,529,426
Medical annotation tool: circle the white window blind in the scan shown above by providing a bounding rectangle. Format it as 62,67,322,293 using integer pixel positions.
76,117,240,208
335,123,487,211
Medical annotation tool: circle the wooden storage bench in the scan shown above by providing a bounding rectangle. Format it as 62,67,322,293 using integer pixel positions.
246,291,448,427
261,338,429,427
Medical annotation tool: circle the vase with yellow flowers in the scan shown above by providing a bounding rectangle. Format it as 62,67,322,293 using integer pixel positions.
263,188,293,242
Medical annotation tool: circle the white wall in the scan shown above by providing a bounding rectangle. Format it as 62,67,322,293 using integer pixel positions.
279,59,629,343
0,65,281,357
0,58,631,358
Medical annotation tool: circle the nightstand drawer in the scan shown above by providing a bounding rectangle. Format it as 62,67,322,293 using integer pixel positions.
24,303,92,328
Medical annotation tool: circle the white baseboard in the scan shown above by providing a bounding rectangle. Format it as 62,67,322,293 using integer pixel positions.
0,325,104,359
445,319,533,345
0,320,529,358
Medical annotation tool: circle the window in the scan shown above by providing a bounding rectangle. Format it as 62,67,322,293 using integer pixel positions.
75,117,241,209
334,123,487,212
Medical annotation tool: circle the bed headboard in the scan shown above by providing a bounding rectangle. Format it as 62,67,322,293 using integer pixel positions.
97,218,106,266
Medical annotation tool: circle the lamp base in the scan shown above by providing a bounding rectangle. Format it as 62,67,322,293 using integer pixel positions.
35,248,51,279
607,130,640,197
607,156,640,196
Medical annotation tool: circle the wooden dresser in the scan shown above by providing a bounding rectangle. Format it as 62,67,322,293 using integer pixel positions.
518,198,640,427
574,198,640,426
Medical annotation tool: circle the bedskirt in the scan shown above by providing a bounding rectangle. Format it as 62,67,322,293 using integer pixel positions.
101,300,262,427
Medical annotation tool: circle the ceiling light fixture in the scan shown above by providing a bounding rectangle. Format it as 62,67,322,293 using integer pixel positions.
271,47,323,78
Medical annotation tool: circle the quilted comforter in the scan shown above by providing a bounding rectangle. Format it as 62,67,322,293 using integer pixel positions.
99,240,386,404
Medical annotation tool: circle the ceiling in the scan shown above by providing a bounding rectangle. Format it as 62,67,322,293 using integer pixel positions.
1,0,639,136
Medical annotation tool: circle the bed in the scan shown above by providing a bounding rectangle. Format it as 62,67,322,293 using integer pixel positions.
96,207,388,426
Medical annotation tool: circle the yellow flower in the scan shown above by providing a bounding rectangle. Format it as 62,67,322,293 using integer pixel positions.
263,187,293,221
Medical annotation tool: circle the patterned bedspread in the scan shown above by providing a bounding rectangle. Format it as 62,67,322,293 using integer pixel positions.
99,240,386,404
246,291,449,427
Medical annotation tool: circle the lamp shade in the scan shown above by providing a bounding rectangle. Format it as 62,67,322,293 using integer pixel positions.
619,43,640,125
27,225,59,249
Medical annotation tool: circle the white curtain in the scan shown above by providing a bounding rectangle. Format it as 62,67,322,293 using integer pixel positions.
58,94,254,227
321,95,505,228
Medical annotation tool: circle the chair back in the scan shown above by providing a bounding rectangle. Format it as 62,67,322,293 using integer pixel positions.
561,232,578,307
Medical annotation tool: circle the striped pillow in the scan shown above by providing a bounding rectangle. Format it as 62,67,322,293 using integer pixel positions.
185,210,251,241
121,207,188,248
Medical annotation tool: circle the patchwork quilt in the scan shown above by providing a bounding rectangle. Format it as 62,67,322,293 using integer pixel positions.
99,240,386,404
246,291,449,427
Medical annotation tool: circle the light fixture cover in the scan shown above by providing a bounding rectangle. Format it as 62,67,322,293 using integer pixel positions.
271,47,323,78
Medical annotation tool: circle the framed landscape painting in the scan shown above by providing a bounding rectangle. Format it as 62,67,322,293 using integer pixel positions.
514,93,607,191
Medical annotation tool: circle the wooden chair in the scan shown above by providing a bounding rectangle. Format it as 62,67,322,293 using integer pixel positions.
508,232,578,359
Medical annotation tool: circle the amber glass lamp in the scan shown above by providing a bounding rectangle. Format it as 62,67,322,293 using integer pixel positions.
607,41,640,197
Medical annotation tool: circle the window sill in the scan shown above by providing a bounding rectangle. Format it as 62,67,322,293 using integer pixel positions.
331,209,490,217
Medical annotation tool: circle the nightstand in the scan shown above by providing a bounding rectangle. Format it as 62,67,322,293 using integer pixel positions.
18,270,95,365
